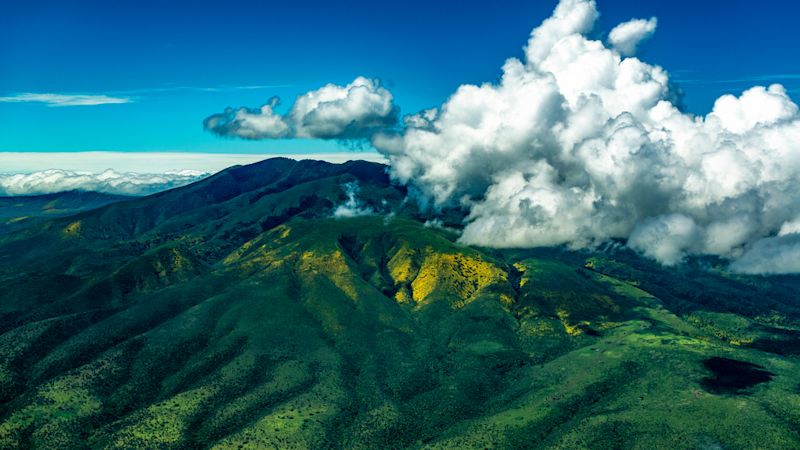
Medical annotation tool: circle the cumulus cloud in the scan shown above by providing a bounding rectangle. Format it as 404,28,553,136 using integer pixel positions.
204,97,290,139
608,17,657,56
371,0,800,274
628,214,702,265
0,169,207,196
333,181,374,218
204,77,397,140
0,93,131,106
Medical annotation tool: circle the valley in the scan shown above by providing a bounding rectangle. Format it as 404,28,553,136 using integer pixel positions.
0,158,798,448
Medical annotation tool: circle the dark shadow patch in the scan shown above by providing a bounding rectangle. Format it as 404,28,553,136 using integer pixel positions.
700,357,773,395
747,327,800,356
748,337,800,356
259,195,326,231
581,326,601,337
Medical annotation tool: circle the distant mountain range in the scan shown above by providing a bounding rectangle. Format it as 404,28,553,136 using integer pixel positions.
0,158,799,448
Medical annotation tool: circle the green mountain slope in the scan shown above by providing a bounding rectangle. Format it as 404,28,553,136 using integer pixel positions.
0,191,130,234
0,158,799,449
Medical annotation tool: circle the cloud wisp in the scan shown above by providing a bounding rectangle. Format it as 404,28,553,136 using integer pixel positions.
203,77,398,140
0,85,292,108
0,93,132,107
674,74,800,85
0,169,207,196
106,84,294,95
333,181,375,218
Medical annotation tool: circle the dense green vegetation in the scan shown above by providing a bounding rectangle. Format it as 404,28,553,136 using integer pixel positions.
0,191,129,234
0,158,799,448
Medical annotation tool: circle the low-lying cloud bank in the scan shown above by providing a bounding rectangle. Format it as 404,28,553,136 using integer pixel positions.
204,0,800,275
0,152,388,197
0,169,207,197
0,152,387,174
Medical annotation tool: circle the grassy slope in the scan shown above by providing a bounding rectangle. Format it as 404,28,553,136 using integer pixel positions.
0,158,798,449
0,192,131,234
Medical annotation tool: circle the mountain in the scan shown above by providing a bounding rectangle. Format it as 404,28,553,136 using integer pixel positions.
0,158,799,449
0,191,131,234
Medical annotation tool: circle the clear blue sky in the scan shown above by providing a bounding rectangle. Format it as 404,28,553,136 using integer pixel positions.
1,0,798,154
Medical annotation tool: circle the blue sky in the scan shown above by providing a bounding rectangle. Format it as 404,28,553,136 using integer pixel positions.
1,0,799,154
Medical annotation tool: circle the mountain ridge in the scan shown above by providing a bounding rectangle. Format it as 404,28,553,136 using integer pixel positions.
0,158,799,449
0,191,131,235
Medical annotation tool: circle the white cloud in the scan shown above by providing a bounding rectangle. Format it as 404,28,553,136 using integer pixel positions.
0,93,131,107
779,217,800,236
333,181,374,218
709,84,798,134
107,84,294,95
730,234,800,275
608,17,657,56
204,77,397,140
628,214,702,265
525,0,599,64
370,0,800,274
203,97,290,139
672,74,800,85
0,169,207,196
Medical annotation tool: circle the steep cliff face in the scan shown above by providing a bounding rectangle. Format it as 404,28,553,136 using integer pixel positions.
0,158,799,449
